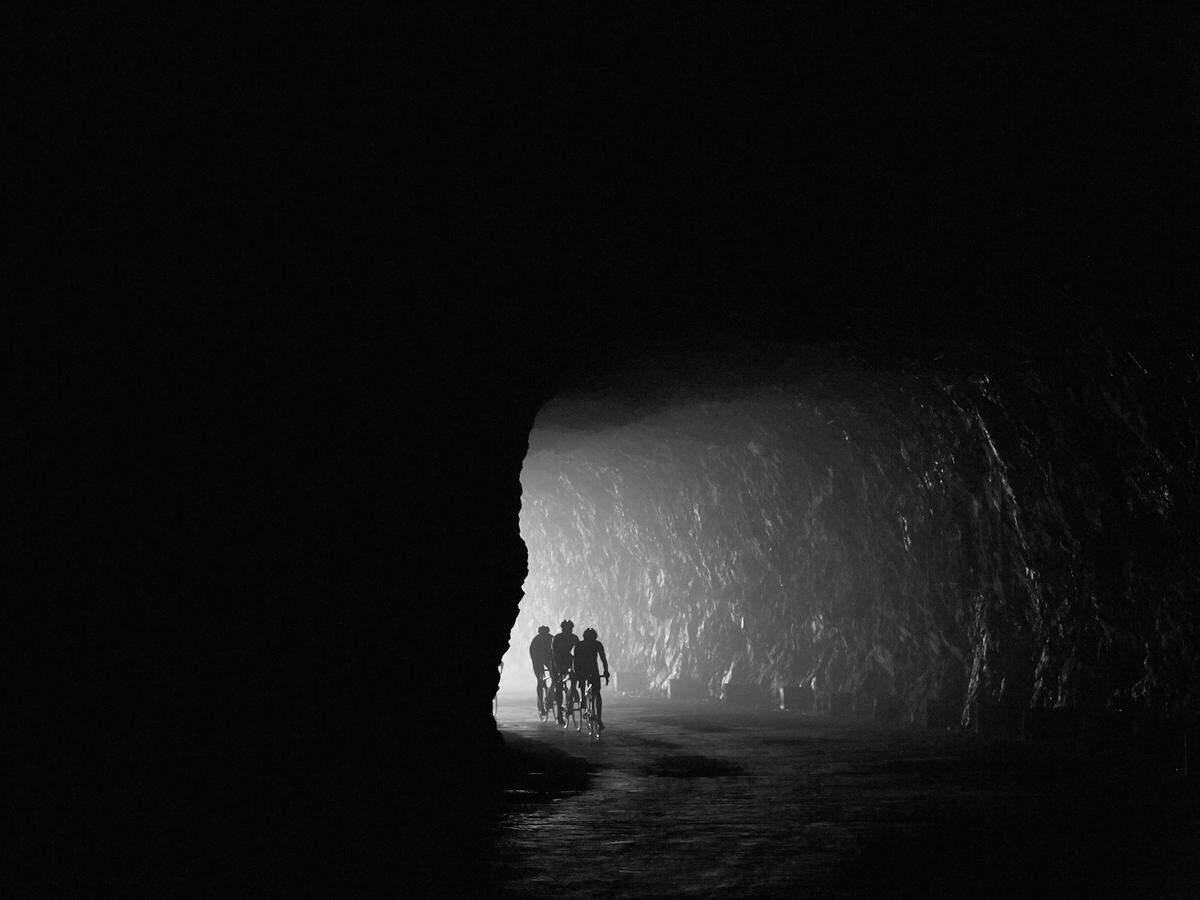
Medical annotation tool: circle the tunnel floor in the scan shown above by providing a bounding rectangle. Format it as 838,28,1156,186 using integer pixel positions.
479,694,1200,898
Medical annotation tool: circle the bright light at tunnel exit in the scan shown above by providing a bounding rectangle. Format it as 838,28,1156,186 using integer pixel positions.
495,491,569,699
497,402,814,708
497,431,624,700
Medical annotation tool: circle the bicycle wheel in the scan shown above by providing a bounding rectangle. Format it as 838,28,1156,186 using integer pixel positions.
587,691,601,741
564,686,580,732
551,679,565,725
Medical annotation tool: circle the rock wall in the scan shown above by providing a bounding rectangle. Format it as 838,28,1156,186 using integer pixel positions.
517,332,1200,731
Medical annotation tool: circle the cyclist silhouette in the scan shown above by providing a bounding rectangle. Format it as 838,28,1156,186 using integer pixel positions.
529,625,553,716
573,627,611,731
551,619,580,725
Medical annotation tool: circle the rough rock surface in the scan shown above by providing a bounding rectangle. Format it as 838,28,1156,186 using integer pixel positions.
515,332,1200,733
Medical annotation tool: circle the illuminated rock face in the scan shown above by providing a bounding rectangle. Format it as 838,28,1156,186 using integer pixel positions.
518,343,1200,730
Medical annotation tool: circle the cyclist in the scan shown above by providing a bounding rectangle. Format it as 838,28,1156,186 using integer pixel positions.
573,627,611,731
550,619,581,725
529,625,553,717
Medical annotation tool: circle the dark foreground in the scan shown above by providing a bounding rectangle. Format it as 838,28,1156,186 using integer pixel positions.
423,695,1200,897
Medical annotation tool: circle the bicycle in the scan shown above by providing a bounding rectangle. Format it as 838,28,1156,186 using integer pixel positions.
582,673,609,742
554,669,583,732
547,668,566,726
537,669,555,723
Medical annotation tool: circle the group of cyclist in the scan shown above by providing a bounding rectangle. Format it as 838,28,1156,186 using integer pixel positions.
529,619,610,731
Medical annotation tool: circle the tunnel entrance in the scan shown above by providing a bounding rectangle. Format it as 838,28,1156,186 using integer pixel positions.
497,376,970,719
502,388,828,706
497,338,1200,737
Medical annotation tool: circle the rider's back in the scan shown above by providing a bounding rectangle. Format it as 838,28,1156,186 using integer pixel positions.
574,637,606,675
551,631,579,670
529,632,552,664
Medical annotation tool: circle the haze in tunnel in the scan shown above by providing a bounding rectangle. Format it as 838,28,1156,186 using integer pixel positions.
500,335,1200,734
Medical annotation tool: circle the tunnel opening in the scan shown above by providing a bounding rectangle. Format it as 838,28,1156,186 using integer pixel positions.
497,334,1200,743
500,372,972,719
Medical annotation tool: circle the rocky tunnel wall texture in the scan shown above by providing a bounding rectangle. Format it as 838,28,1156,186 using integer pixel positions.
515,336,1200,731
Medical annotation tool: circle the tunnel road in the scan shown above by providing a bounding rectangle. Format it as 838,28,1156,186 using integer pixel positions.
484,694,1200,898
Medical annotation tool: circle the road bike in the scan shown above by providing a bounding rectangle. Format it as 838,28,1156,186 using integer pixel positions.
547,669,567,727
582,673,609,742
557,670,583,732
537,669,555,723
584,682,601,741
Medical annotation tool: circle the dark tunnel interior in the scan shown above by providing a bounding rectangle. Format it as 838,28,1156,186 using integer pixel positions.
23,2,1200,891
503,334,1200,735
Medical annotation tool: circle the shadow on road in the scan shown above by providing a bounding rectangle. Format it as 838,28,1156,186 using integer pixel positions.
482,695,1200,897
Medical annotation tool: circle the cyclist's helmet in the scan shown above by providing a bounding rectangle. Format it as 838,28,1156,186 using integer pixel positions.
583,627,597,640
537,625,550,635
561,619,574,631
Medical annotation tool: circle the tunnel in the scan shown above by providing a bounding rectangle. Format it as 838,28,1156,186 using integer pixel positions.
28,0,1200,890
499,335,1200,736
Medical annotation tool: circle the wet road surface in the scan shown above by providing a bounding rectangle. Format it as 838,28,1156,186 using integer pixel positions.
486,694,1200,898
